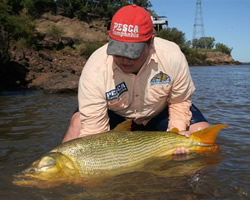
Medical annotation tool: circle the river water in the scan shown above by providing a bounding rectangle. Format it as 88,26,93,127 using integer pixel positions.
0,65,249,200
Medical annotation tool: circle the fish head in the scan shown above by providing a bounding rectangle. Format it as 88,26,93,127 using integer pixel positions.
13,152,80,188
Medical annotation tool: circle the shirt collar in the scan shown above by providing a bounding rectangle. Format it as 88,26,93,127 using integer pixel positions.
150,42,158,63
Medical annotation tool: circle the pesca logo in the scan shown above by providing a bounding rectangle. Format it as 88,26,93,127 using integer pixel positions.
112,22,139,38
106,82,128,101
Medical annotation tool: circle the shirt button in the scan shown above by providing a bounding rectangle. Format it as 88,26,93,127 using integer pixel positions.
135,94,139,97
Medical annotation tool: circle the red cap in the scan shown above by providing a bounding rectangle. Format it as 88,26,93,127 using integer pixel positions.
109,4,153,42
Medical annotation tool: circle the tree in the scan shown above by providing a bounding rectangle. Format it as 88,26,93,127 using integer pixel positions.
0,0,37,45
158,27,186,47
192,37,215,49
63,0,153,20
22,0,55,17
215,43,232,55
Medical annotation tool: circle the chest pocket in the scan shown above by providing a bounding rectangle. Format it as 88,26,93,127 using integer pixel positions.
147,84,172,103
107,92,130,112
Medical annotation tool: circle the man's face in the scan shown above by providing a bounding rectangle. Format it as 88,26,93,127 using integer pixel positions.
113,39,152,74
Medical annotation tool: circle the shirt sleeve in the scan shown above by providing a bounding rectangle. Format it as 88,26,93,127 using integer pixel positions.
168,99,192,131
167,52,195,131
78,73,110,136
78,48,110,136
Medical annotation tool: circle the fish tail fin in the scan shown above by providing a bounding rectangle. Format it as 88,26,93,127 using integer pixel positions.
190,124,229,144
113,120,132,131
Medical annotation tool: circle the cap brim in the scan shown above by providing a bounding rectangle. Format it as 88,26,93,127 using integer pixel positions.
107,38,146,59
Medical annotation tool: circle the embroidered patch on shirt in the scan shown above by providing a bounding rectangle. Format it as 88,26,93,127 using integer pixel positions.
150,71,171,85
106,82,128,101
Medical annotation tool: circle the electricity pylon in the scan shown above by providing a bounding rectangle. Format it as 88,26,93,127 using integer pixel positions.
192,0,206,48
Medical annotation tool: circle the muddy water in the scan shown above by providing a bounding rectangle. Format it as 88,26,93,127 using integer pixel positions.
0,65,249,199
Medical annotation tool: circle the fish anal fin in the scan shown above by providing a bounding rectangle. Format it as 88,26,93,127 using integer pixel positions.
191,124,229,144
113,120,132,131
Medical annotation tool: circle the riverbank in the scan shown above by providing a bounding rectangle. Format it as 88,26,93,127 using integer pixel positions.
0,13,240,92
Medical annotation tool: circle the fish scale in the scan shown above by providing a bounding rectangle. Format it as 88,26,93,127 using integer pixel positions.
52,131,195,175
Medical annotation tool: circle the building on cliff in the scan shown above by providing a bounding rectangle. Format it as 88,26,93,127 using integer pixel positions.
152,16,168,32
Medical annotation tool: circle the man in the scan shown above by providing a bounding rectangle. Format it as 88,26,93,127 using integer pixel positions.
62,5,209,154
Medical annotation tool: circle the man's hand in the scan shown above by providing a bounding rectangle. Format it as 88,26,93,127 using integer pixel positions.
173,147,189,154
178,130,191,138
173,130,191,155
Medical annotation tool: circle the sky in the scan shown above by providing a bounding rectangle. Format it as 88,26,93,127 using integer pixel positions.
149,0,250,62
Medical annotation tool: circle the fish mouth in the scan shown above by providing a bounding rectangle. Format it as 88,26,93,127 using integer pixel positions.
13,172,85,189
12,173,66,189
12,167,56,187
13,173,44,187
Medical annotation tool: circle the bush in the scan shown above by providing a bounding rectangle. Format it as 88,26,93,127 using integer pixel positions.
215,43,232,55
22,0,55,17
181,47,208,66
3,13,37,46
158,28,186,47
80,41,107,58
45,25,65,37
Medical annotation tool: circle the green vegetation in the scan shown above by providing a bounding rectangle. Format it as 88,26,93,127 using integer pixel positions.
0,0,233,63
78,41,108,58
157,28,233,65
0,0,37,46
156,28,207,65
158,28,186,47
192,37,215,49
215,43,232,55
0,0,152,47
192,37,232,55
45,25,65,37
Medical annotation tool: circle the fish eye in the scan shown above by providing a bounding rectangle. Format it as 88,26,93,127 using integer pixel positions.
38,156,56,170
39,165,54,171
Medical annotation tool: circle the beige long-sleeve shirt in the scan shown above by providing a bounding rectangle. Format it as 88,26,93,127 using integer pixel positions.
78,37,195,136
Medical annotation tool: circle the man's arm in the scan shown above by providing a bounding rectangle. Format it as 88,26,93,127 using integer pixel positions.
168,99,192,132
62,112,81,143
167,52,195,133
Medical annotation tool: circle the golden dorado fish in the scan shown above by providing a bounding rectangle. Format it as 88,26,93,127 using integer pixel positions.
13,123,228,188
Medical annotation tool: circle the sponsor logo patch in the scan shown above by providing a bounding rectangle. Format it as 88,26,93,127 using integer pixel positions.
106,82,128,101
150,71,171,85
112,22,139,38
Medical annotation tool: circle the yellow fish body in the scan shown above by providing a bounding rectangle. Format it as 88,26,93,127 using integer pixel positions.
13,123,228,188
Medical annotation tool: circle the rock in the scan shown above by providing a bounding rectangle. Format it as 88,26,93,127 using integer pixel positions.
9,46,85,92
28,72,79,93
201,51,236,65
35,13,108,42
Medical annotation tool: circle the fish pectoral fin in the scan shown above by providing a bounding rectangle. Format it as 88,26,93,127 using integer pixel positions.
113,120,132,131
191,124,229,144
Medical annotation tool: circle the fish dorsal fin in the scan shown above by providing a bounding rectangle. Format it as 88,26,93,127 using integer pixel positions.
113,120,132,131
171,128,179,134
190,124,229,144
